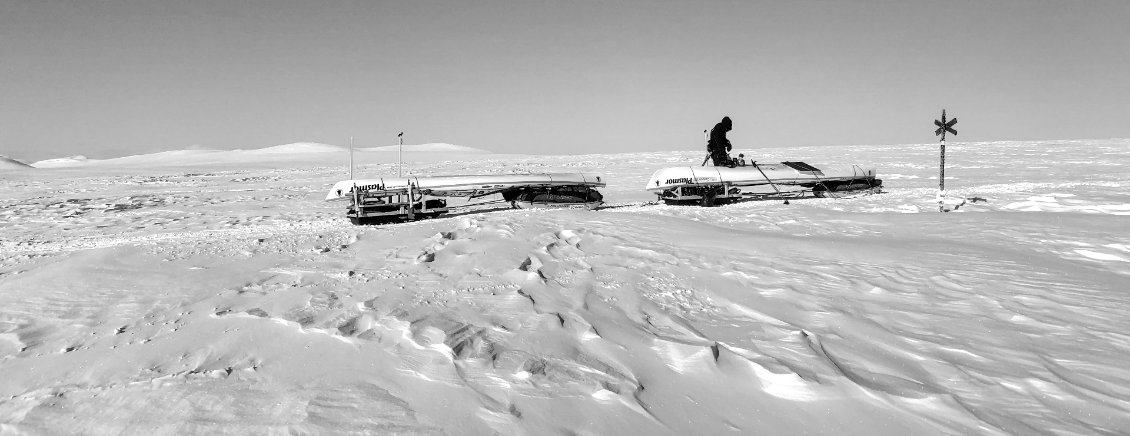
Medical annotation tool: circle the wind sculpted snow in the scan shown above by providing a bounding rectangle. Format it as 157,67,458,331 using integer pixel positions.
1,139,1128,435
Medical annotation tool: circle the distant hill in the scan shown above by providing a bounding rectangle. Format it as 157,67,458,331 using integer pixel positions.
360,143,489,153
243,142,346,154
31,155,90,168
21,142,488,168
0,155,35,169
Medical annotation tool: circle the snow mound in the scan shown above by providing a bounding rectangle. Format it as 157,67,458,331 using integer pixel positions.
31,155,91,168
361,143,489,153
245,143,346,154
0,155,34,169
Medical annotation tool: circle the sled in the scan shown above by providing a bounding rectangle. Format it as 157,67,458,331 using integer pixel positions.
326,173,606,224
645,161,882,206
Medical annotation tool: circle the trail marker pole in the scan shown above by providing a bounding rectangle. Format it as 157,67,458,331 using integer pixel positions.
933,109,958,212
398,132,404,178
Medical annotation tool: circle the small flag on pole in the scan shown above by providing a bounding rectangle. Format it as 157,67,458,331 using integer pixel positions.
398,132,404,178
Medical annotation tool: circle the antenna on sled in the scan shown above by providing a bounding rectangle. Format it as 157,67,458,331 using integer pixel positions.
701,129,710,166
398,132,404,178
348,136,354,180
933,109,958,212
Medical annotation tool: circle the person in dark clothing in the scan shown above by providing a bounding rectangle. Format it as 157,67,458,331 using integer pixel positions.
708,116,733,167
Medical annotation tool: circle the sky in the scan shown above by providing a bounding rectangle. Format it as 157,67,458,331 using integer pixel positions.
1,0,1128,161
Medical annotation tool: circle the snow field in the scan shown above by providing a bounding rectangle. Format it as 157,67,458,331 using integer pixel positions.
1,139,1129,434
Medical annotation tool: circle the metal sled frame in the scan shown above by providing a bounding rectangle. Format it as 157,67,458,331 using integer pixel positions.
345,182,604,224
347,183,450,224
657,179,881,206
659,183,745,206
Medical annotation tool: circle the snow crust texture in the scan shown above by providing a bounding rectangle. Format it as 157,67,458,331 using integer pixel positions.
1,139,1128,435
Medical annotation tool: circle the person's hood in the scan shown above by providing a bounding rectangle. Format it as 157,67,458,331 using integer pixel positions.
721,116,732,131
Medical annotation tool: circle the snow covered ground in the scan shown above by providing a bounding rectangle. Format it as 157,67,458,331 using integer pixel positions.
1,139,1128,435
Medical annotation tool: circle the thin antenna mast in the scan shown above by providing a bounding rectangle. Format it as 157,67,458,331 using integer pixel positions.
398,132,404,178
701,129,709,166
349,136,354,180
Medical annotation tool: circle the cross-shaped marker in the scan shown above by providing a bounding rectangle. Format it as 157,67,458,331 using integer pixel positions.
934,109,958,141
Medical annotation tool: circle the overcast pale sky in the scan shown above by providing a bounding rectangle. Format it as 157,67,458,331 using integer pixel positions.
2,0,1128,161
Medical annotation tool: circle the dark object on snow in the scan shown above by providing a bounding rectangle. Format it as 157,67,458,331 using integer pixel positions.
708,116,733,167
782,161,821,173
503,185,603,205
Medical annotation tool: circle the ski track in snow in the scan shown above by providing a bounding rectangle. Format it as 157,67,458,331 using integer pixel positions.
1,139,1129,435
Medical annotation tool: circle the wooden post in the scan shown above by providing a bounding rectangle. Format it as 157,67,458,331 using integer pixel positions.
938,139,946,212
